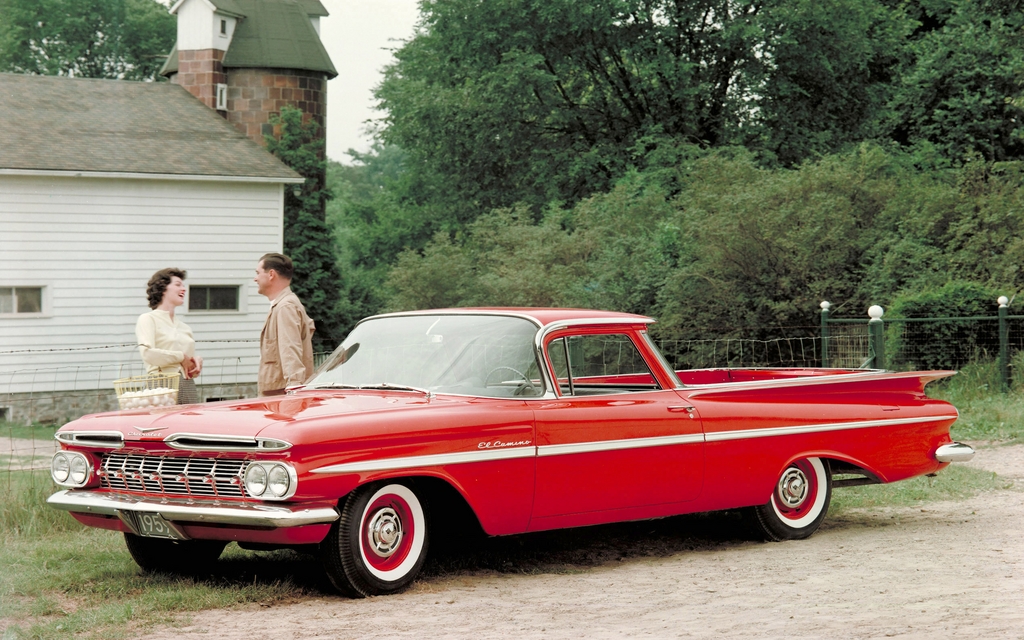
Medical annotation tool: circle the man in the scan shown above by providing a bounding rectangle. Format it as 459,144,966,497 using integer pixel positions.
254,252,315,395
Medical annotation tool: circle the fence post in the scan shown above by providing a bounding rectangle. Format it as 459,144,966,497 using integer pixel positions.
868,305,885,370
998,295,1010,391
820,301,831,368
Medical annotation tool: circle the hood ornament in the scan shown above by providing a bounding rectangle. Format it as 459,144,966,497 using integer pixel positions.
134,426,165,433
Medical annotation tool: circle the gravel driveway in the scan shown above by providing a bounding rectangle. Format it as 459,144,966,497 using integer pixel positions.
142,443,1024,639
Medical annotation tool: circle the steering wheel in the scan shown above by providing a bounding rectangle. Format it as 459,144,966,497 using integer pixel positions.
483,366,537,396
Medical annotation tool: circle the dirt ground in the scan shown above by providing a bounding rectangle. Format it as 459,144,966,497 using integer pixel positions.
141,443,1024,640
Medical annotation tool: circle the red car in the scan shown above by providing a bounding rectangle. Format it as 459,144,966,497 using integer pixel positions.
48,308,973,597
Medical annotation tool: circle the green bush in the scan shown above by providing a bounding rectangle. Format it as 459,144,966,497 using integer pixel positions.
887,281,1003,370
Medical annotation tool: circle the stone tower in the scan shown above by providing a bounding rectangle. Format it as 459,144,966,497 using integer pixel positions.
160,0,337,146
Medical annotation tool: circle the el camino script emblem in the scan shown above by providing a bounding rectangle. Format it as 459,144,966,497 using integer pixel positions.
478,439,531,449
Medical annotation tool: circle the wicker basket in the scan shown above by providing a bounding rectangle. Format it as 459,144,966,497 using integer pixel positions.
114,373,180,410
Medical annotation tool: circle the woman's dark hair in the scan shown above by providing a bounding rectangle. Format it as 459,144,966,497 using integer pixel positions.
146,268,187,309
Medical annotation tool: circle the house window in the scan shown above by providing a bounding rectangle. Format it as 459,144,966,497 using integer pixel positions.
220,19,227,35
189,286,239,311
0,286,43,315
216,83,228,110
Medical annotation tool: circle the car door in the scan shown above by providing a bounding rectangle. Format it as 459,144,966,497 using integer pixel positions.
531,328,705,521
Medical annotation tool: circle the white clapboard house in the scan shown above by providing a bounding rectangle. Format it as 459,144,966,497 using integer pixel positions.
0,73,304,424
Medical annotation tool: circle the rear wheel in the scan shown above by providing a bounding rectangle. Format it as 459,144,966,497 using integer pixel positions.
321,481,429,597
751,457,831,541
123,533,227,574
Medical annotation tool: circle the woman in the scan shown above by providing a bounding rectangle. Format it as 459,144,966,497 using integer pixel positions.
136,268,203,404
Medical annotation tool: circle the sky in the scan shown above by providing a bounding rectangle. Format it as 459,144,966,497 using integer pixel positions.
319,0,421,164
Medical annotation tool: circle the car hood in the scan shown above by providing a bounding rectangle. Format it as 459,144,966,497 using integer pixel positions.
60,391,466,440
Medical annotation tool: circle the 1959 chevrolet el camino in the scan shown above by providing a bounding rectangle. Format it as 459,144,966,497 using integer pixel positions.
48,308,974,597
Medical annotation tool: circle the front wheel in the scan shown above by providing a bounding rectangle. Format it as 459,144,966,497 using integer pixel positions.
321,481,429,597
123,533,227,574
750,457,831,541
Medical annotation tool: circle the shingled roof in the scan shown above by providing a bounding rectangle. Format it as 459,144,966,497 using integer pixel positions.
0,73,302,181
160,0,337,78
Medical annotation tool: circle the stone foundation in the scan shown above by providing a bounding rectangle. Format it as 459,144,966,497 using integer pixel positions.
0,382,258,426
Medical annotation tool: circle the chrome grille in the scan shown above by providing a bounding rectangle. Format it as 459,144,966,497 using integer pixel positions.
99,453,250,498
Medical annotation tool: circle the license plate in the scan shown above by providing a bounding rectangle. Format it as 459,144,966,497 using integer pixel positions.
133,512,185,540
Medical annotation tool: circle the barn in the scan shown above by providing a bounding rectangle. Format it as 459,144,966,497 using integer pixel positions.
0,73,304,424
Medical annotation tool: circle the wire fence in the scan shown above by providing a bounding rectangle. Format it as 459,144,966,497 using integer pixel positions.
655,336,827,369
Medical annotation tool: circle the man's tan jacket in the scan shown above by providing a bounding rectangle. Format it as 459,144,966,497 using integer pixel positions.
258,287,315,395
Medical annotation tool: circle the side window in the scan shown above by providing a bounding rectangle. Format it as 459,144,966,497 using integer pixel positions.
548,333,658,396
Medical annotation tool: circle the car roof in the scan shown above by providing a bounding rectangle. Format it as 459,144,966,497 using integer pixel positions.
368,307,655,327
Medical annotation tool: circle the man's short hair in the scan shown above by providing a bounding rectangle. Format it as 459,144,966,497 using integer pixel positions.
260,253,294,280
146,268,187,309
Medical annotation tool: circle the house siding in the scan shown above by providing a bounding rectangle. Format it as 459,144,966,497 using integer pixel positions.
0,174,283,397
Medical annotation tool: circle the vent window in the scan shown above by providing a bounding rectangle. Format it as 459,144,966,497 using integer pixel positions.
215,83,228,110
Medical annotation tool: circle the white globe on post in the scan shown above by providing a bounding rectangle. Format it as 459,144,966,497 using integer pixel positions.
868,305,884,320
998,296,1009,307
820,301,831,311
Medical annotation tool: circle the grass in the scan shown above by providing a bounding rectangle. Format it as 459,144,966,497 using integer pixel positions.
927,358,1024,444
1,422,59,442
1,380,1021,637
830,464,1014,514
0,527,317,639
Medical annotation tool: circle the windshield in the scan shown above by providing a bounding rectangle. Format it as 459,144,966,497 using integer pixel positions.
308,314,545,397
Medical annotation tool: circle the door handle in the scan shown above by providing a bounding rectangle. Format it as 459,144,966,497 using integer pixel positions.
668,405,696,413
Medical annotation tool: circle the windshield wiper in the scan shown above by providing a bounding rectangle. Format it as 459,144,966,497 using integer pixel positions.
355,383,434,397
309,382,434,397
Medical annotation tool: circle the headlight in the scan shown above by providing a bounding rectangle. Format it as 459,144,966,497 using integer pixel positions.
52,453,70,483
70,456,89,484
267,464,290,497
51,451,91,487
243,462,296,500
244,464,268,496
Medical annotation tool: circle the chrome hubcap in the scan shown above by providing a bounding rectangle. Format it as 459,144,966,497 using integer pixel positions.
778,467,808,508
367,507,403,557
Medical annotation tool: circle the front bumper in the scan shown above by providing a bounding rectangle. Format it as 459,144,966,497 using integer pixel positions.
935,442,976,463
47,490,339,528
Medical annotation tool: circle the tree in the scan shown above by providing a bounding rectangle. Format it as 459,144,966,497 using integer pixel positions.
266,106,343,350
0,0,175,81
376,0,772,216
753,0,911,165
884,0,1024,164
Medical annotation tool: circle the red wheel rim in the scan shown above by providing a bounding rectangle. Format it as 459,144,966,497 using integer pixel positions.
360,493,415,572
773,458,820,521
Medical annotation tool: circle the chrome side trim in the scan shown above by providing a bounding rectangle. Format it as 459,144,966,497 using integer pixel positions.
313,415,958,475
705,415,959,442
685,370,956,396
537,433,704,457
47,490,339,528
55,431,125,449
163,433,293,452
935,442,976,462
311,445,536,475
